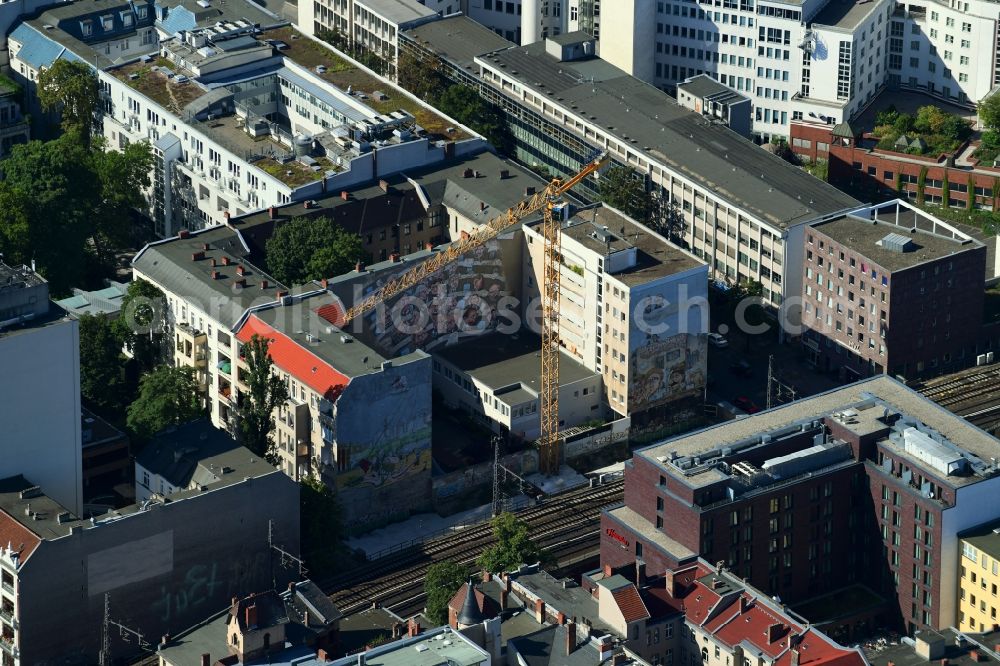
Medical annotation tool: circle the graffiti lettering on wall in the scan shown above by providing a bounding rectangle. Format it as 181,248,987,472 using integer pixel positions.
629,333,706,412
149,551,268,622
150,563,222,622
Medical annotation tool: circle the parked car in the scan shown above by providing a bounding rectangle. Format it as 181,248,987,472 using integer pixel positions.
729,360,752,377
707,332,729,348
733,396,760,414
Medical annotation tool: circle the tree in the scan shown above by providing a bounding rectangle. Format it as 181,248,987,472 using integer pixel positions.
477,512,541,574
968,176,976,211
599,165,650,223
126,365,202,440
424,561,469,625
265,217,365,286
78,314,127,418
112,279,167,374
235,334,289,460
397,51,446,103
648,191,685,244
917,166,928,205
37,59,99,141
300,477,344,576
436,85,514,154
982,94,1000,131
942,171,951,206
88,138,154,262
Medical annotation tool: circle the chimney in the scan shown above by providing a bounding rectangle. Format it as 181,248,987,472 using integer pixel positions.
236,264,246,276
160,634,171,647
474,170,480,178
612,654,627,665
222,256,232,266
261,279,269,289
500,169,510,179
317,648,330,662
202,242,210,251
525,186,536,196
766,623,784,644
201,654,210,666
232,597,238,607
482,570,491,583
603,563,613,577
379,179,389,192
565,621,576,656
500,589,509,609
740,595,751,613
210,257,218,267
425,241,434,250
191,251,205,261
211,270,221,280
288,582,296,593
276,290,289,300
341,190,350,201
246,604,257,628
635,559,646,586
268,206,277,219
479,201,486,211
392,622,403,639
557,611,566,625
597,637,613,661
463,168,473,178
234,278,246,288
390,253,401,263
178,229,190,239
534,598,545,624
407,618,420,637
304,200,313,210
356,261,365,272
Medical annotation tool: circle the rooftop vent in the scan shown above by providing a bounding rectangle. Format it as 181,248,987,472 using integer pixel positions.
878,232,914,253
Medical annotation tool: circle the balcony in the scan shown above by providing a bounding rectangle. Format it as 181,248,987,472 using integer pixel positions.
0,638,15,657
0,608,13,625
0,583,12,596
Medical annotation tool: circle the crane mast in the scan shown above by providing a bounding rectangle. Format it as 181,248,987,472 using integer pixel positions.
337,153,609,474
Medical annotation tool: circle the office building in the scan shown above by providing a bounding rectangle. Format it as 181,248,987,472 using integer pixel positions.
675,74,752,138
801,200,986,380
0,465,298,664
0,262,82,516
406,31,860,308
601,376,1000,635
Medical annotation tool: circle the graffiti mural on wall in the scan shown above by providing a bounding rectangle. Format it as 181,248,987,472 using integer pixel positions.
628,333,706,412
333,240,511,357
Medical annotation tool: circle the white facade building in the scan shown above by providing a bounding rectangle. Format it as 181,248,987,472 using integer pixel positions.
0,263,83,517
599,0,895,140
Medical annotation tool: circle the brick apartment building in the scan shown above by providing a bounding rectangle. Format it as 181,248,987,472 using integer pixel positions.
601,376,1000,637
791,120,1000,212
801,200,986,381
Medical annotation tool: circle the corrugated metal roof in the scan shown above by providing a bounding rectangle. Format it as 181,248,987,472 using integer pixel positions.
9,23,82,70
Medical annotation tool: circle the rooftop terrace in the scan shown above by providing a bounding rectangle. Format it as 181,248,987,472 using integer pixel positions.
261,27,471,140
111,58,209,115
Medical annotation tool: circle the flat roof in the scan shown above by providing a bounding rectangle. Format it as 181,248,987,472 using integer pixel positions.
477,44,859,229
557,205,705,286
402,16,514,71
677,74,748,105
356,0,436,25
812,0,885,30
605,504,697,562
638,376,1000,488
866,628,1000,666
959,517,1000,559
508,566,615,634
342,627,488,666
435,332,598,404
812,214,981,272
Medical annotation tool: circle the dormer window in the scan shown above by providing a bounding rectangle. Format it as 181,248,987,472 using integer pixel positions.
80,19,92,36
101,14,114,31
121,11,133,27
136,5,147,18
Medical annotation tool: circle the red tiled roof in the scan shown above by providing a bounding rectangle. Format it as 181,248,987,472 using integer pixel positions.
611,584,650,623
235,315,349,401
316,303,345,328
0,510,41,561
448,583,500,617
711,597,800,657
773,629,867,666
680,586,720,625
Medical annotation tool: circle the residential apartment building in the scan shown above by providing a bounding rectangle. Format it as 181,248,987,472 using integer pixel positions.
0,466,298,664
801,199,986,380
521,205,709,420
601,376,1000,636
957,518,1000,634
444,32,860,308
9,5,483,238
0,262,82,516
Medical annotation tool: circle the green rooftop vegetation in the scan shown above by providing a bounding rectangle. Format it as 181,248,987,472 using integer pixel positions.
112,60,206,115
872,105,971,156
253,155,336,188
260,27,469,140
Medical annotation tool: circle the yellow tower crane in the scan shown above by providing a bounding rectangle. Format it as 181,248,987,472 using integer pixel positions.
338,152,610,474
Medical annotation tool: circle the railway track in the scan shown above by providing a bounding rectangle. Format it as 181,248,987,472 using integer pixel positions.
325,479,623,616
916,366,1000,432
